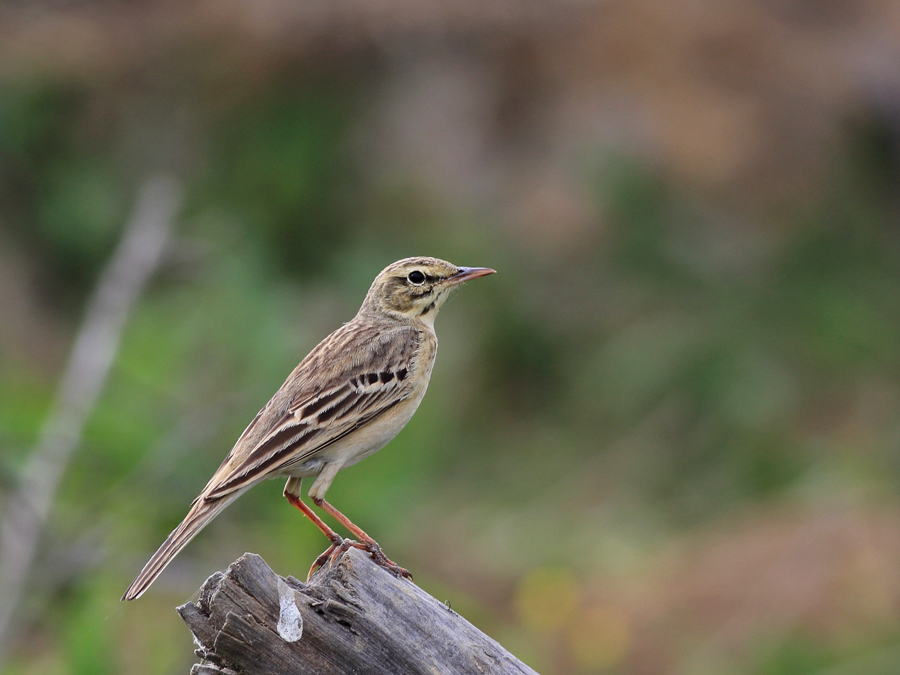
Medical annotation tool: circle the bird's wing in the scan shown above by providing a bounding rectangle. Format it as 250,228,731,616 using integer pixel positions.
202,323,420,501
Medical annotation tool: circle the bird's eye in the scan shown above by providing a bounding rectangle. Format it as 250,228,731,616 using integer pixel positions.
407,270,426,285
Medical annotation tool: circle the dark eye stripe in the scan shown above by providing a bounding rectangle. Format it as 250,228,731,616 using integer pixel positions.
399,272,439,284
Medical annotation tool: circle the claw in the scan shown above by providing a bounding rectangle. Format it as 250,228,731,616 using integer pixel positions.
329,538,355,567
307,537,366,580
307,544,335,581
301,497,413,581
363,540,413,580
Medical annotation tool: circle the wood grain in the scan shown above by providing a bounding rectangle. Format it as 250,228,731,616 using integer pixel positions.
178,549,539,675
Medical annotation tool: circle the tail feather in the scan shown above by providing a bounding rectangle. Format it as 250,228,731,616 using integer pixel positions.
122,493,239,601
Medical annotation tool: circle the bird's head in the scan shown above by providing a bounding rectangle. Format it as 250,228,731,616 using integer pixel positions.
361,256,495,325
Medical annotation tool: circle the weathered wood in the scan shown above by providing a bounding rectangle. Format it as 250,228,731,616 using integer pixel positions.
178,548,539,675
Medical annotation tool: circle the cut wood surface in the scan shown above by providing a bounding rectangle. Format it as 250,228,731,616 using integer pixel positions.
178,548,540,675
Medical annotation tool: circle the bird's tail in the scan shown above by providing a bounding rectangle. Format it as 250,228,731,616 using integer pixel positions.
121,492,240,601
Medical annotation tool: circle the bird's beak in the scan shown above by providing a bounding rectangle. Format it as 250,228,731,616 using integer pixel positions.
444,266,496,286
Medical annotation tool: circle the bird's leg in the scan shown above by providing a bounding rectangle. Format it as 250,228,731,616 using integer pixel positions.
311,497,412,580
284,492,343,546
283,492,352,579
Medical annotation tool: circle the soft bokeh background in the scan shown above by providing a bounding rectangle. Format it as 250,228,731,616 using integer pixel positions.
3,1,900,673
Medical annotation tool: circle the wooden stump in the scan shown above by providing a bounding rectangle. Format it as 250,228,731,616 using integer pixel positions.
178,548,539,675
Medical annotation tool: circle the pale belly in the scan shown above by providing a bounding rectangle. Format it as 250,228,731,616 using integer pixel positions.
282,380,429,480
278,325,437,501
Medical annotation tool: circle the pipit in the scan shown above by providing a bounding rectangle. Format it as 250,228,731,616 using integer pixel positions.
122,256,494,600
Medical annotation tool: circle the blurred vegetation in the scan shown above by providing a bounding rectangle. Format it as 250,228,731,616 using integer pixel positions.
3,3,900,674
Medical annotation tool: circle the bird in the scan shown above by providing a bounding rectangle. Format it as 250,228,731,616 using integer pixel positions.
122,256,495,601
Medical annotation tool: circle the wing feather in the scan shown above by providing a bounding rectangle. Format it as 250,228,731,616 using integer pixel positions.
202,323,421,500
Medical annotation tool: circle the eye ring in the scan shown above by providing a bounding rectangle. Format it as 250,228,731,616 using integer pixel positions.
407,270,426,286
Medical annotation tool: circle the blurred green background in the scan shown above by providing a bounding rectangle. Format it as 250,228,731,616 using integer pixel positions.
2,2,900,674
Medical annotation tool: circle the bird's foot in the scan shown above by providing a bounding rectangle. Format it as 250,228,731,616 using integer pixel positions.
307,537,412,580
308,496,413,579
307,536,359,581
361,539,413,580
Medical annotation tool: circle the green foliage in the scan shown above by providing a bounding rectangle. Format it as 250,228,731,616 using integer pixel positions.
0,84,127,299
199,79,359,278
3,63,900,675
61,583,114,675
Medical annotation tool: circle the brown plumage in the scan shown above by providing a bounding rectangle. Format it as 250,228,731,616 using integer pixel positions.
122,257,494,600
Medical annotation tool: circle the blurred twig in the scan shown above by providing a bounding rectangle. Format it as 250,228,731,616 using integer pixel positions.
0,176,181,663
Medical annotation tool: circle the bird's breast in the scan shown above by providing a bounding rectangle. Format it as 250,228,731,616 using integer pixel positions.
285,327,438,477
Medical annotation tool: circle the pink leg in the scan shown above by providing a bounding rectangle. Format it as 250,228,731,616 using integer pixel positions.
285,492,354,579
312,497,412,580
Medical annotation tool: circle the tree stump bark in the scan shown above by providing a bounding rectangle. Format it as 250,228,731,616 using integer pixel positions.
178,548,539,675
